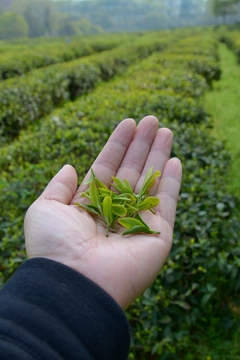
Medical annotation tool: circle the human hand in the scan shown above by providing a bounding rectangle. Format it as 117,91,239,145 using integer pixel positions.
24,115,182,310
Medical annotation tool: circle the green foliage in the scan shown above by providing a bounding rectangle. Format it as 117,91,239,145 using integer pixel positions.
0,28,240,358
1,0,239,37
0,33,135,80
205,42,240,197
76,168,160,236
0,31,174,144
58,20,81,36
136,121,240,358
180,319,240,359
7,0,103,38
0,11,29,40
65,0,209,31
218,28,240,61
211,0,240,20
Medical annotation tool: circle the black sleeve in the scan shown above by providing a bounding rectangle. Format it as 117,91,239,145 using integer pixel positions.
0,258,130,360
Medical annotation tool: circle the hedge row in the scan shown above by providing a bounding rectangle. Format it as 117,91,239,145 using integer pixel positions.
0,33,220,172
150,34,221,85
1,29,239,358
0,31,178,144
0,33,138,80
218,28,240,62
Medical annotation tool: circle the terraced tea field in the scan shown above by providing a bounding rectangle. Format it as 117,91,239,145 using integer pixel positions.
1,27,240,359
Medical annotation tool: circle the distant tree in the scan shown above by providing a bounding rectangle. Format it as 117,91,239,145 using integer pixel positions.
89,24,105,34
9,0,30,15
43,4,52,35
77,18,104,34
58,19,81,36
0,0,4,15
136,12,167,30
179,0,206,22
10,0,55,37
211,0,240,22
24,6,42,37
89,11,115,31
0,11,29,39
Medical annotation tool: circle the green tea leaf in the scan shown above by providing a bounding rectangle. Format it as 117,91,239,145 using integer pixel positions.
79,168,161,237
111,176,134,194
111,176,126,191
80,191,91,200
89,180,101,209
137,196,159,211
122,225,160,236
103,196,113,236
125,204,139,217
118,217,144,229
114,193,137,205
84,168,95,185
134,212,149,227
112,204,127,217
123,179,133,191
95,177,109,190
75,202,101,216
138,168,161,198
99,188,112,197
122,225,149,236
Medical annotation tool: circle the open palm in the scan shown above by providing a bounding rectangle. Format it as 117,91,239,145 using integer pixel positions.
24,116,182,310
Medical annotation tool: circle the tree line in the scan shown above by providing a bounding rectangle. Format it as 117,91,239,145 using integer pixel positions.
0,0,239,40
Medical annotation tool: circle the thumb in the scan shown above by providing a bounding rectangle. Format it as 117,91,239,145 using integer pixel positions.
39,165,78,205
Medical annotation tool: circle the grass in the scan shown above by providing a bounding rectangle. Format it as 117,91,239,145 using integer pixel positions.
183,41,240,360
205,43,240,197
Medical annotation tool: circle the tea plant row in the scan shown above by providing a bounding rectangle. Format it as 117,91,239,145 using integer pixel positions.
0,30,181,145
0,28,239,359
0,33,137,80
219,28,240,62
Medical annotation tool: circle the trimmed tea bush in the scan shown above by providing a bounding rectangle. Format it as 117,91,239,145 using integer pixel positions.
0,31,178,144
0,33,137,80
218,28,240,62
0,28,239,358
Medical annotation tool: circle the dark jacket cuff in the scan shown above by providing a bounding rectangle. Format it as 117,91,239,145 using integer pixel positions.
0,258,130,360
